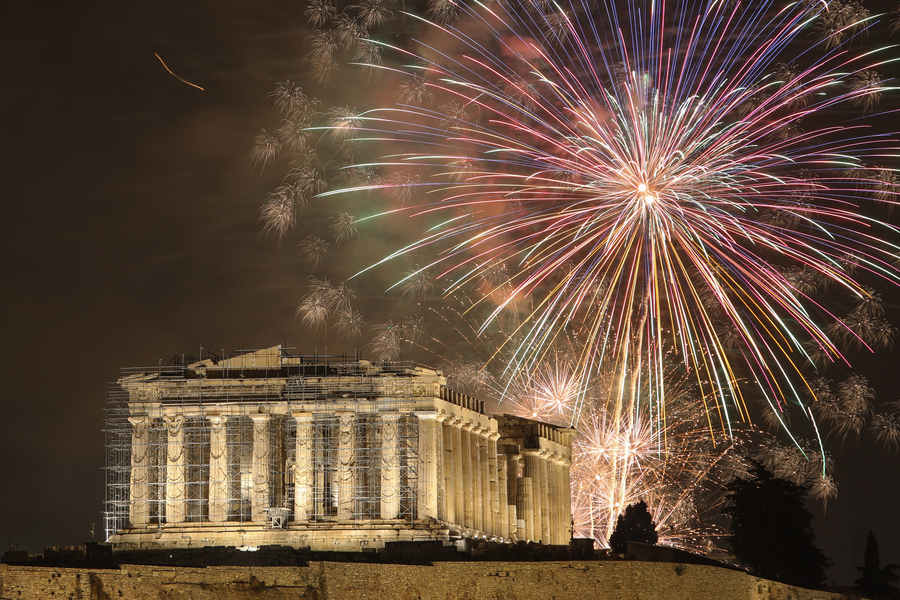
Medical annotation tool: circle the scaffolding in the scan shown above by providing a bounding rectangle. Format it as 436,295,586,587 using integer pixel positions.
104,348,424,542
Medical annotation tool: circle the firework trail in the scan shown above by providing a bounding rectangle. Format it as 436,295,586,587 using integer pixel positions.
251,0,900,462
305,0,900,445
248,0,900,546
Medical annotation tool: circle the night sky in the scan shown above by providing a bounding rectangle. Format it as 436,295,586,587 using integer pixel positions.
1,0,898,587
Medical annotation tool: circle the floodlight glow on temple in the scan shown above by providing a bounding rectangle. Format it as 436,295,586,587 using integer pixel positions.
105,346,574,552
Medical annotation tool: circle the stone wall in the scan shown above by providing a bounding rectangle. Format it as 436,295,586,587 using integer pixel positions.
0,561,858,600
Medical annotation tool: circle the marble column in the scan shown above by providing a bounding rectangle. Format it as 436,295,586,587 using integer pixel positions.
507,454,521,540
547,458,560,544
249,414,271,522
478,428,491,534
560,457,573,542
434,414,446,521
414,411,444,521
207,415,229,523
497,450,509,539
337,412,355,519
539,451,552,544
442,420,456,523
487,432,500,537
293,413,314,521
452,420,465,527
517,475,533,541
128,416,152,526
164,416,186,524
380,413,400,519
471,426,484,532
559,458,571,543
523,450,540,542
460,423,474,528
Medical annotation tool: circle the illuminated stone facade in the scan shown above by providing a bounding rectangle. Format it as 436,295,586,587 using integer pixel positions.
105,347,574,552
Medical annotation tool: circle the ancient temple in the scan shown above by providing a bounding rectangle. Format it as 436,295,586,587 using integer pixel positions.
104,346,575,552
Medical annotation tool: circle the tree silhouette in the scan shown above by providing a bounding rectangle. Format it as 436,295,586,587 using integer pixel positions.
723,462,830,588
854,531,900,599
608,500,658,553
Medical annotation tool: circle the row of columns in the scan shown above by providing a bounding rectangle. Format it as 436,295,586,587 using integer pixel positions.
127,410,572,546
128,415,196,526
517,449,572,545
128,411,414,527
437,418,572,544
439,418,507,538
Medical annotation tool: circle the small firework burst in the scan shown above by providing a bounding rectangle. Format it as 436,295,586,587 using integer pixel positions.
386,171,419,206
849,69,884,113
334,308,366,340
303,0,336,27
398,74,434,106
299,234,330,268
328,212,359,246
248,129,280,171
870,406,900,451
368,320,403,361
259,185,302,241
399,267,434,302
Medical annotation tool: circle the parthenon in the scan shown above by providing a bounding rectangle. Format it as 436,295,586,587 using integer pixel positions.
105,346,575,552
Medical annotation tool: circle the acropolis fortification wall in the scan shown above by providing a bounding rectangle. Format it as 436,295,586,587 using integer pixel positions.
0,561,855,600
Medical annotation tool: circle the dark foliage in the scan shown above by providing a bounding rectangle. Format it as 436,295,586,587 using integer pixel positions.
723,462,830,588
609,500,659,553
854,530,900,599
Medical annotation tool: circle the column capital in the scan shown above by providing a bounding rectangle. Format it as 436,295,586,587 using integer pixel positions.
128,415,152,428
413,410,440,421
248,412,270,423
162,415,185,433
556,428,578,445
207,414,228,426
548,452,569,466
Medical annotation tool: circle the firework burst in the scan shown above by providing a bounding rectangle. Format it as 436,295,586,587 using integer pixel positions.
494,345,776,551
243,1,900,551
309,0,900,443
